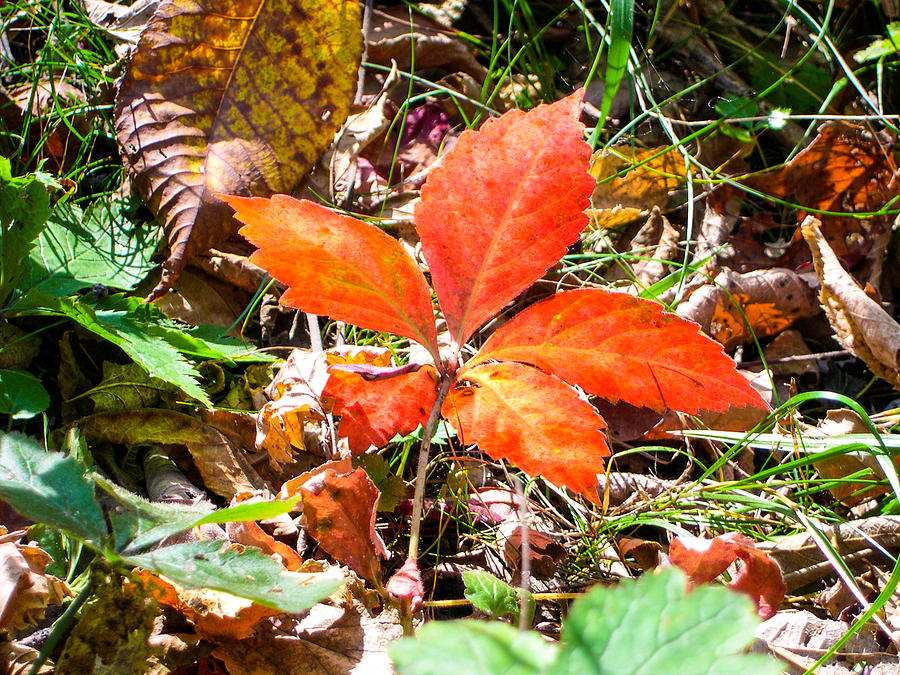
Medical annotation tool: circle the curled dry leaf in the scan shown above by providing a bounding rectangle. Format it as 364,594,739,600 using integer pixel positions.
0,539,74,632
676,267,819,351
669,532,786,620
802,217,900,389
77,409,267,499
300,467,387,584
116,0,362,300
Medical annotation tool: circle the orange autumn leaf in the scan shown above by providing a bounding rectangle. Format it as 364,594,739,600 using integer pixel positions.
443,362,609,502
415,90,595,348
300,467,387,584
470,289,769,414
323,361,438,454
224,195,440,362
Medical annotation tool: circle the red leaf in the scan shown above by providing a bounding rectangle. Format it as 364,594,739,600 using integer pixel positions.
442,362,609,502
300,467,387,584
669,532,786,620
323,358,439,454
415,90,595,348
223,195,440,361
470,288,770,414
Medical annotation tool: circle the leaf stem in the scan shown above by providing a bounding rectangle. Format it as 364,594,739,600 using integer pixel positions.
407,358,456,562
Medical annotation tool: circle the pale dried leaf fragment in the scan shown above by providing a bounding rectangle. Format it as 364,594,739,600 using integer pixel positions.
802,216,900,388
0,540,74,632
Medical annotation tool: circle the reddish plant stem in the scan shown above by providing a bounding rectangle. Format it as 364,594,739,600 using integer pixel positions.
407,357,457,562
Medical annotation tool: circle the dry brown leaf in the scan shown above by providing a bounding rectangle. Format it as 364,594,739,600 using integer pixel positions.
225,493,304,572
135,569,279,641
589,146,688,232
367,7,487,80
802,216,900,389
677,267,819,351
756,516,900,592
77,410,267,499
115,0,362,300
0,540,73,633
708,121,898,273
212,584,403,675
752,611,887,674
300,467,387,585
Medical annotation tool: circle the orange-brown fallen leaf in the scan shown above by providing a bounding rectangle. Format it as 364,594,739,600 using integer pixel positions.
669,532,786,620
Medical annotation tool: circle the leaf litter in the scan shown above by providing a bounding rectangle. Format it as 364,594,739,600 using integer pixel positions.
3,0,900,672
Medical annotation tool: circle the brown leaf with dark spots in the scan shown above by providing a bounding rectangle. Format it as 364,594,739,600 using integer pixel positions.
115,0,362,301
676,267,819,351
300,468,387,584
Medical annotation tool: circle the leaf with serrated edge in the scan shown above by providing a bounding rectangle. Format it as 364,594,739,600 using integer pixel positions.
0,433,107,545
227,195,440,362
300,468,387,584
443,362,608,501
324,362,438,453
115,0,362,300
416,90,595,348
470,288,769,414
555,567,780,674
126,541,344,613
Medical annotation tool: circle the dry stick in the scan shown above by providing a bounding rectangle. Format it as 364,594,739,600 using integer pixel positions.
407,365,456,562
738,349,850,369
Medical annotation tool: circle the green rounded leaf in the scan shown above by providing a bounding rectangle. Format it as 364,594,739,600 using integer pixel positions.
555,567,781,675
390,620,558,675
0,369,50,419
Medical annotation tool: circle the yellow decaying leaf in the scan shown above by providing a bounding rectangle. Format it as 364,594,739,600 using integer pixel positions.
802,216,900,389
116,0,362,301
589,146,688,230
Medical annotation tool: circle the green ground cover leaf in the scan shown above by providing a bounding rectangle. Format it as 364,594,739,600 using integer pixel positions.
13,292,212,406
0,368,50,419
0,433,107,545
391,620,558,675
463,569,534,624
125,541,344,612
0,157,56,305
23,199,159,296
555,567,780,674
